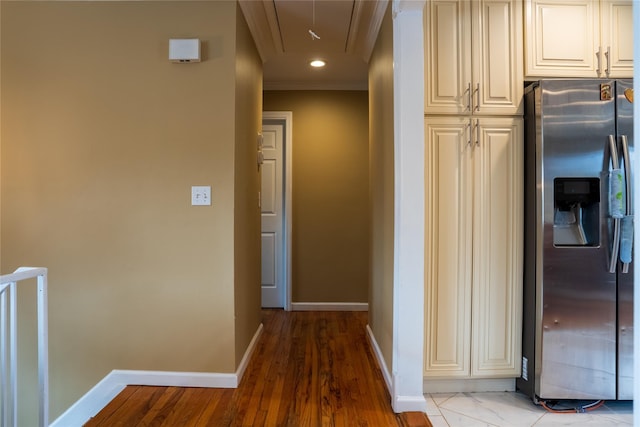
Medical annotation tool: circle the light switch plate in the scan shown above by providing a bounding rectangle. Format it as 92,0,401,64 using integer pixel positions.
191,186,211,206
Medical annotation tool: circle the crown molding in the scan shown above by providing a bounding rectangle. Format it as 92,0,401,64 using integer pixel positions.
238,0,280,63
346,0,389,62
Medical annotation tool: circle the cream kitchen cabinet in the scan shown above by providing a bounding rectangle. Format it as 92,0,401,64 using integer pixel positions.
424,116,523,384
525,0,633,78
424,0,523,116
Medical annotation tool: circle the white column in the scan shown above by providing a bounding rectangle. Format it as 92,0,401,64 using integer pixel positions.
391,0,427,413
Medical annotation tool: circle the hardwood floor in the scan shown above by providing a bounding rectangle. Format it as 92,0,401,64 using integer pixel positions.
84,310,431,426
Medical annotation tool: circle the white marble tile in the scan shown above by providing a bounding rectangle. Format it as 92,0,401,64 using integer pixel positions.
430,392,458,406
534,412,633,426
439,407,497,426
425,394,443,417
589,401,634,425
595,413,635,426
438,392,545,427
601,400,634,415
430,392,635,427
428,414,452,427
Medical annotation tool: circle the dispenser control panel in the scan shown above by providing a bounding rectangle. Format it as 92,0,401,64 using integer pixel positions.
553,177,600,247
554,178,600,204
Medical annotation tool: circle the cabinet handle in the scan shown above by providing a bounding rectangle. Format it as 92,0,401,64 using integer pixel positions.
475,119,480,147
605,46,611,77
596,47,602,77
474,83,480,112
466,82,472,111
466,122,472,146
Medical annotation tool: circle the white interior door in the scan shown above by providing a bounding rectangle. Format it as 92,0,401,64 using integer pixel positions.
261,121,285,308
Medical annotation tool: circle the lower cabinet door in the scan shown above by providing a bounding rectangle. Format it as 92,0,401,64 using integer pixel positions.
424,117,473,378
470,117,523,378
424,117,523,379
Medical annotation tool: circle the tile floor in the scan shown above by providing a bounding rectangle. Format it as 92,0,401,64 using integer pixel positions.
425,391,634,426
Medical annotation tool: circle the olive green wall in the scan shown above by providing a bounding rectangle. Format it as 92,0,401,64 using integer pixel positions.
1,1,261,422
263,90,370,303
367,4,395,374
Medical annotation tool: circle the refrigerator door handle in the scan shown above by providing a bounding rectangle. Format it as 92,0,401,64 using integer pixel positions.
608,135,621,273
621,135,632,216
610,220,622,274
620,134,632,273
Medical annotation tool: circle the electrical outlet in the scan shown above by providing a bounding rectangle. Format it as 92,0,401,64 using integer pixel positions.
191,186,211,206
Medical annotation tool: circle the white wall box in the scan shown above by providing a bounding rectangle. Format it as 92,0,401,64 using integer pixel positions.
423,116,523,388
169,39,201,63
525,0,633,78
424,0,523,115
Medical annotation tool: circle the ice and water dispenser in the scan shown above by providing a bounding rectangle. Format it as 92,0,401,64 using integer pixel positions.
553,177,600,246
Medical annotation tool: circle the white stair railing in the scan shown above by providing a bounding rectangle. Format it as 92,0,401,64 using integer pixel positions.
0,267,48,427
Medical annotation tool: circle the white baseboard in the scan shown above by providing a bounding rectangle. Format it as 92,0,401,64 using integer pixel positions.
423,377,516,394
366,325,427,414
51,323,264,427
236,323,264,384
290,302,368,311
365,324,392,393
49,371,128,427
392,394,429,413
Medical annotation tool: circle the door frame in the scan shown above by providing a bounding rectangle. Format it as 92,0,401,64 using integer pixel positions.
262,111,292,311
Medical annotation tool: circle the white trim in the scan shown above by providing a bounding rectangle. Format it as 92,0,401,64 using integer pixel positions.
51,324,263,427
345,0,389,62
422,378,516,394
263,111,293,311
236,323,264,383
50,371,127,427
291,302,369,312
366,325,392,392
390,0,427,414
391,393,430,414
365,329,428,414
237,0,278,62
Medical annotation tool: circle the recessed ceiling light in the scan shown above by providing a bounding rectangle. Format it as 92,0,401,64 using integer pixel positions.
310,60,326,68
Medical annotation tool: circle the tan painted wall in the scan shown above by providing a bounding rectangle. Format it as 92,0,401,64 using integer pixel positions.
1,1,261,422
367,5,395,374
233,4,263,367
262,91,370,303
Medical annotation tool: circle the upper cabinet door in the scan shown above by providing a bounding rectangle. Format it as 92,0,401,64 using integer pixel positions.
425,0,472,115
600,0,633,78
525,0,599,77
525,0,633,78
425,0,523,115
472,0,523,115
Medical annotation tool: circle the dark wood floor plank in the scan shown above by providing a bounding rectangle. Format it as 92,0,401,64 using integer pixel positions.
84,384,138,425
154,387,213,426
191,388,233,427
136,386,186,426
84,310,432,427
89,386,168,427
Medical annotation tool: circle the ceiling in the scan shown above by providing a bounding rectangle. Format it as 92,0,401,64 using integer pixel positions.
239,0,388,90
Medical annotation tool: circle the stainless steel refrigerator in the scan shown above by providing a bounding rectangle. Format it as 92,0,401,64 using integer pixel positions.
518,79,634,402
